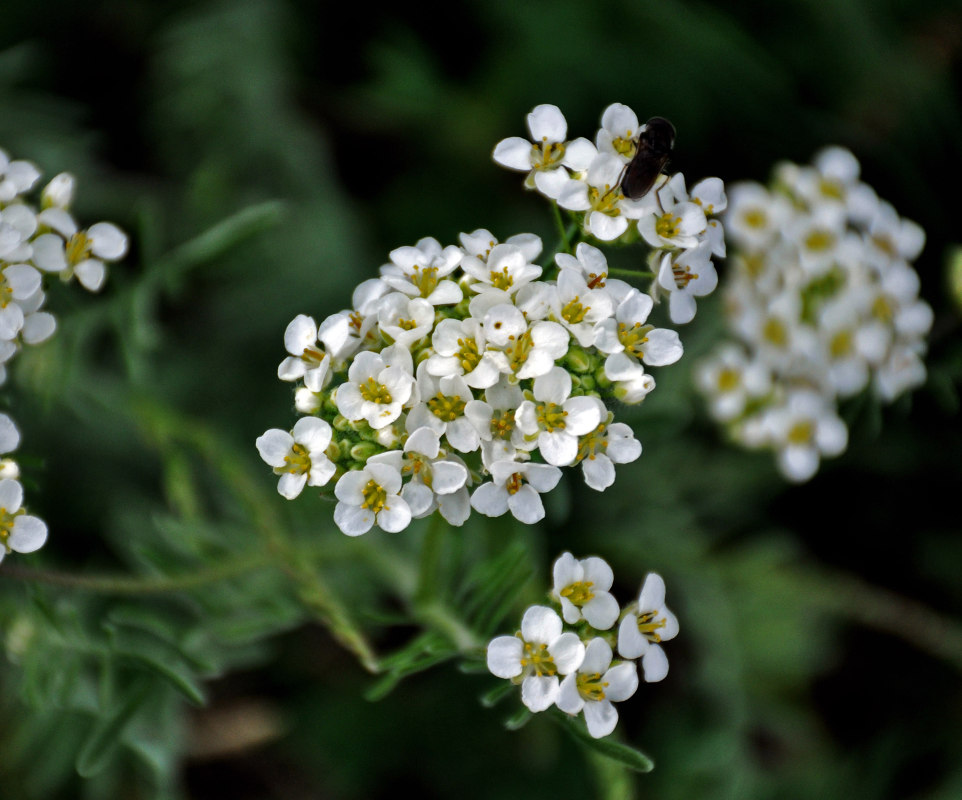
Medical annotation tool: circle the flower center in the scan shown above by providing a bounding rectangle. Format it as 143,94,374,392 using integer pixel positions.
743,208,767,229
0,505,25,552
520,640,557,676
506,472,525,495
490,410,516,440
655,212,681,240
829,330,853,359
361,479,388,514
672,262,698,289
637,610,666,642
66,231,92,265
457,336,482,372
717,367,740,392
489,266,514,291
818,177,844,200
561,295,590,325
576,423,607,462
277,442,311,476
427,391,466,423
617,322,651,359
300,345,327,368
412,265,439,298
804,229,836,253
787,420,814,446
872,295,895,323
504,330,535,374
536,401,568,433
762,318,789,348
560,580,595,607
588,184,623,214
532,140,566,170
359,377,393,404
576,671,608,702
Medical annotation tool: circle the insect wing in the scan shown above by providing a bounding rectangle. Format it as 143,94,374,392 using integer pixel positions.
620,117,676,201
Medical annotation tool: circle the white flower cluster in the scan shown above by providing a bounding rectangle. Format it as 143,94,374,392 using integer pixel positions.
696,147,932,482
494,103,726,324
486,553,678,739
256,230,697,535
258,103,727,536
0,147,128,564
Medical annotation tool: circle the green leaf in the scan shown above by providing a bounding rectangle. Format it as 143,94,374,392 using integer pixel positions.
479,681,515,708
75,679,152,778
107,625,206,706
553,711,655,772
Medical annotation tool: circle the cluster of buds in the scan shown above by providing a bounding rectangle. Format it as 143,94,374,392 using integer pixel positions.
486,552,678,739
695,147,932,482
258,104,726,535
0,147,128,563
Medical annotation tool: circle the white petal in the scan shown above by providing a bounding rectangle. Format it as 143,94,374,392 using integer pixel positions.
556,674,585,714
582,594,620,630
9,515,47,553
549,632,586,674
520,605,562,644
333,502,375,536
583,700,619,738
603,662,639,702
486,635,523,678
521,675,559,712
642,644,670,682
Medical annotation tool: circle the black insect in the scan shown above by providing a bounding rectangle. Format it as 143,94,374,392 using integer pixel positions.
620,117,676,201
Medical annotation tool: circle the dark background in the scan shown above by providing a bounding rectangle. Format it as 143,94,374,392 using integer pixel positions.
1,1,961,798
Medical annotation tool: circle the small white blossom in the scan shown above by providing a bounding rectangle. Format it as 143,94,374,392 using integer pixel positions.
618,572,679,682
556,637,639,738
551,552,620,630
333,460,412,535
486,605,586,712
0,479,47,564
256,417,336,499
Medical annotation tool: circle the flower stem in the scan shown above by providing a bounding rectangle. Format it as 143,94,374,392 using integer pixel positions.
0,551,271,594
608,268,655,280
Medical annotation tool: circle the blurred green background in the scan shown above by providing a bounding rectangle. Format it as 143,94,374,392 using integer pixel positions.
2,1,962,798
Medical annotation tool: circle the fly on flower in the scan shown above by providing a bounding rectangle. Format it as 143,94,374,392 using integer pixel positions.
620,117,676,201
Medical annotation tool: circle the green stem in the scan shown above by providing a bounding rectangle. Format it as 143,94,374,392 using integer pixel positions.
0,551,271,594
416,512,447,604
795,567,962,673
608,268,655,281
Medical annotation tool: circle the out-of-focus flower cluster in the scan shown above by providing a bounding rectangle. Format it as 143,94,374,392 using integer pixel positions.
494,103,726,324
486,552,678,739
696,147,932,482
0,147,128,564
258,104,726,535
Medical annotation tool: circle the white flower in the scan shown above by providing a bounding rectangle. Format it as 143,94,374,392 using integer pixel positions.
277,314,342,391
637,187,707,251
0,264,43,340
425,316,507,390
392,429,471,525
595,103,642,161
470,460,563,525
335,345,416,430
486,605,586,712
333,460,412,535
595,287,683,366
32,211,127,291
256,417,336,499
653,245,718,325
406,367,480,453
492,104,596,199
376,292,436,348
556,637,639,738
694,344,772,422
461,242,542,297
0,151,41,202
762,389,848,482
0,413,20,456
576,419,642,491
557,153,640,241
549,268,614,347
0,479,48,564
380,237,463,306
551,552,620,630
618,572,679,682
515,367,604,467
